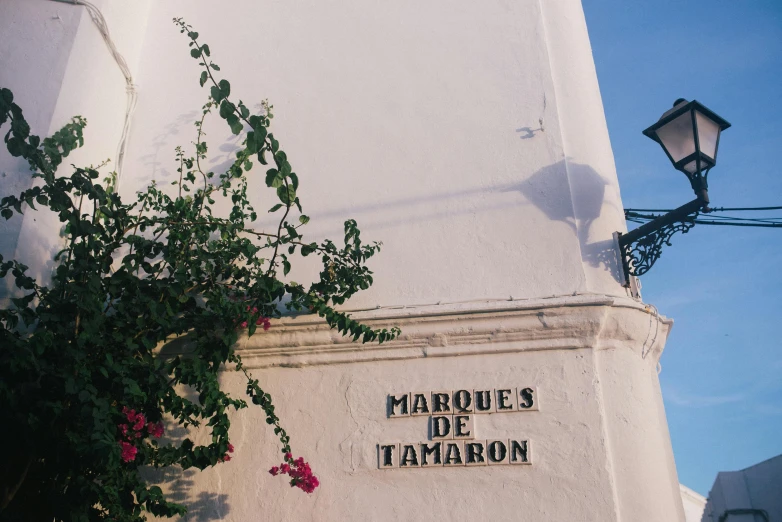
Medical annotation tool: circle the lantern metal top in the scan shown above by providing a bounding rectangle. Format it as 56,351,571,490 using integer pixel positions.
643,99,731,143
642,99,731,199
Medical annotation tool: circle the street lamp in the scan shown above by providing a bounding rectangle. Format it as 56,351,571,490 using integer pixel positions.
617,99,731,287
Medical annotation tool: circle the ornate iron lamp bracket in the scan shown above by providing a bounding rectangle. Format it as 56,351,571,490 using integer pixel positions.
617,198,706,287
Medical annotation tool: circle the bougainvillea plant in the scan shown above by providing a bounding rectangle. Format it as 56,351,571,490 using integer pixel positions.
0,18,399,521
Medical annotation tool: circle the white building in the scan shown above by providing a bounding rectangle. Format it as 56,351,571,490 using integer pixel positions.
701,454,782,522
681,484,708,522
1,1,695,520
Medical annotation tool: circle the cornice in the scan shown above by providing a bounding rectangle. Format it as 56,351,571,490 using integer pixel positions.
230,294,672,369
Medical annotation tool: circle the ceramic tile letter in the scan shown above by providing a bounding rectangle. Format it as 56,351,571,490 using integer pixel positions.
464,440,487,466
410,391,431,416
508,439,532,465
442,440,465,467
517,386,539,411
378,443,399,469
430,390,452,414
473,389,493,414
431,415,453,440
486,439,509,465
452,389,473,414
453,414,475,440
495,388,517,412
419,441,443,467
399,443,421,468
388,393,410,417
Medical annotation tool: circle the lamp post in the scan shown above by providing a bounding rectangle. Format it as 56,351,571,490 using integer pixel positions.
617,99,731,287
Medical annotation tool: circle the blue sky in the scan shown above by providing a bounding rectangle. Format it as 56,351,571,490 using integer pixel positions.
582,0,782,496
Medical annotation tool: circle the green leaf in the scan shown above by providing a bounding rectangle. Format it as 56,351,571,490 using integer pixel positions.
276,185,296,205
219,100,234,119
6,137,24,157
289,172,299,191
218,79,231,99
298,215,310,225
210,85,223,102
211,63,221,71
190,48,201,58
200,71,208,87
268,203,283,213
226,114,242,135
265,169,281,188
246,131,262,154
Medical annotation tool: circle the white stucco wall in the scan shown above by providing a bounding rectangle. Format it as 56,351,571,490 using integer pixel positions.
0,2,689,521
0,0,152,295
152,296,683,522
119,0,631,309
0,0,82,282
2,0,631,305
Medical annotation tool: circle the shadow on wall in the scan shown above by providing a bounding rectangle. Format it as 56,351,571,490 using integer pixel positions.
142,367,233,521
137,110,200,186
156,468,231,522
510,158,624,284
145,465,231,522
133,112,626,289
136,104,267,190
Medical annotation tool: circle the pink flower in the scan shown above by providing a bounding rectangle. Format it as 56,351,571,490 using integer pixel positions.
257,317,271,331
123,407,138,423
118,424,128,437
269,455,319,494
222,454,231,462
228,443,234,453
147,422,164,438
132,413,146,432
120,441,137,463
239,321,248,328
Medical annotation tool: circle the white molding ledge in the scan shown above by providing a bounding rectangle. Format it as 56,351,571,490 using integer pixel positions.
228,294,672,369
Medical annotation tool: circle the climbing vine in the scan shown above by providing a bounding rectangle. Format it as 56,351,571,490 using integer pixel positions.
0,18,398,521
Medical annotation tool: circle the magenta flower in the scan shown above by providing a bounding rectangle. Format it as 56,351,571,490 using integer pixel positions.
120,441,137,463
269,456,320,493
147,422,164,438
132,413,146,432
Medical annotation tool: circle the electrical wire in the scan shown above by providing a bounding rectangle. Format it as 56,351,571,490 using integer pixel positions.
624,205,782,228
626,206,782,212
49,0,137,193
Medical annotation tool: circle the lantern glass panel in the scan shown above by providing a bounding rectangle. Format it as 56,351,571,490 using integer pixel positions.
695,111,720,159
682,158,703,174
655,112,695,164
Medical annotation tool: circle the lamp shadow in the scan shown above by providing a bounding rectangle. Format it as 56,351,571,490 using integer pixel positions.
509,158,623,281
